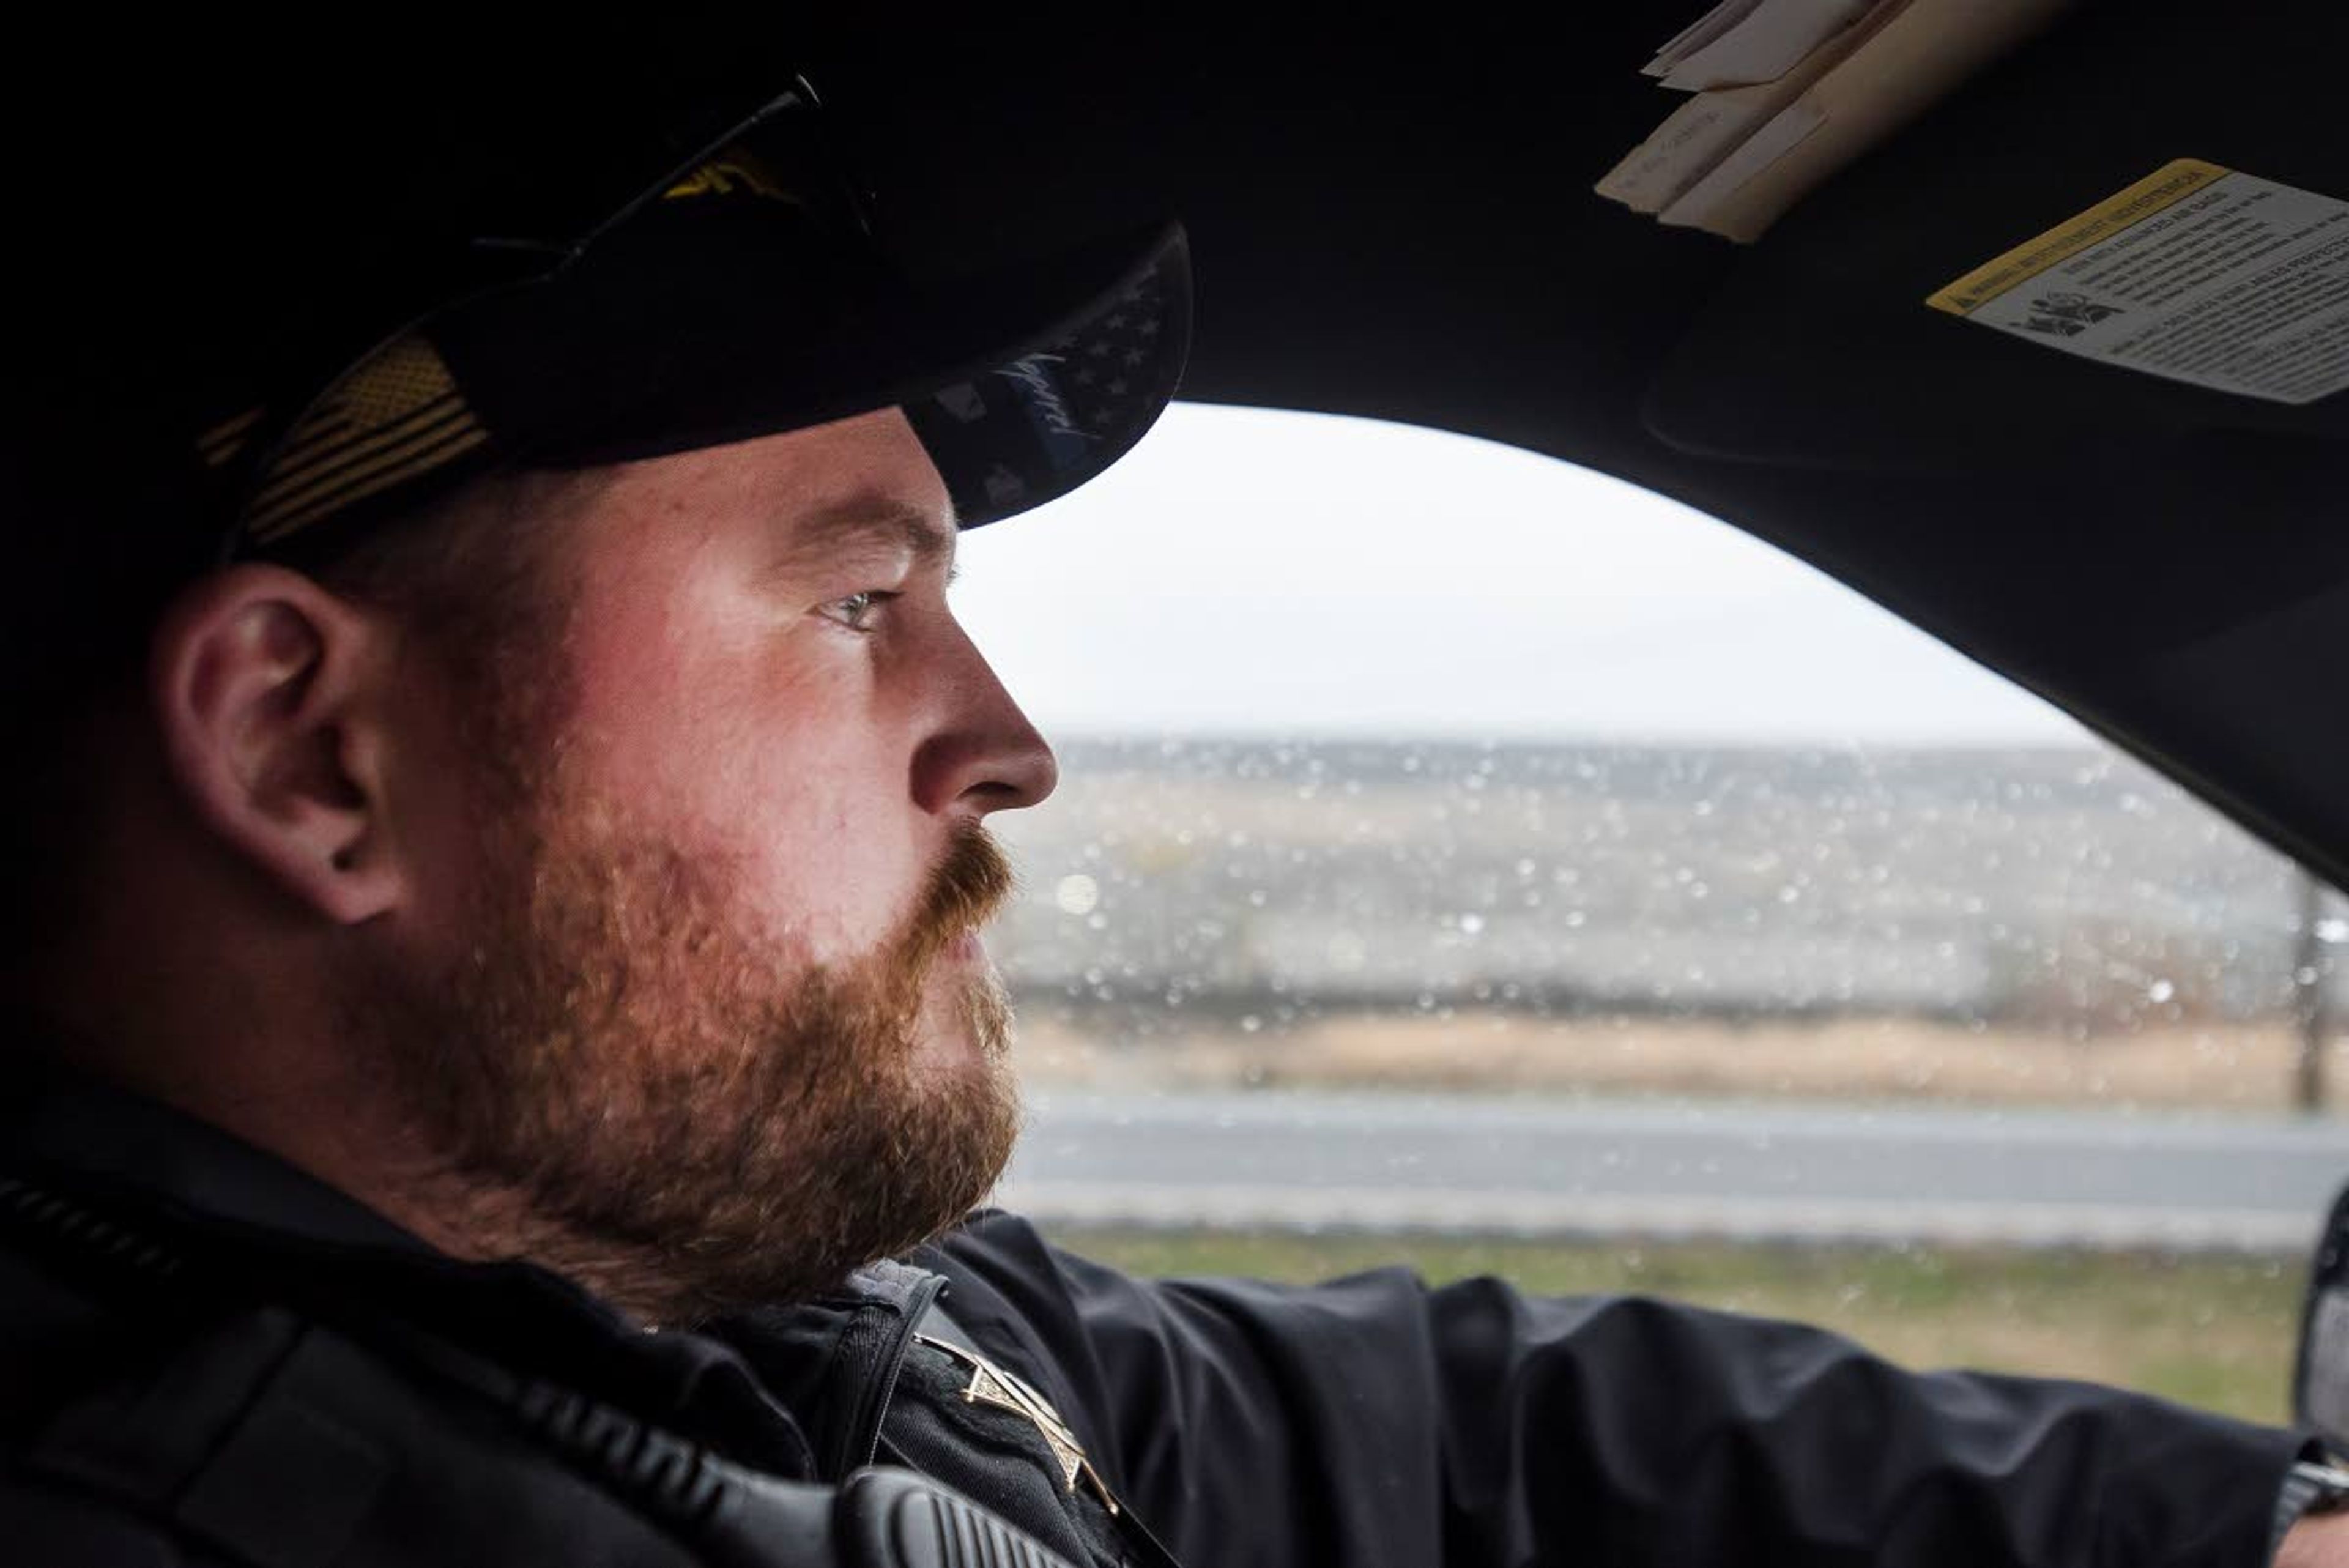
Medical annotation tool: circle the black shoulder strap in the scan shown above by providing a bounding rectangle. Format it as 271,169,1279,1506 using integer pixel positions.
29,1303,712,1568
0,1169,722,1565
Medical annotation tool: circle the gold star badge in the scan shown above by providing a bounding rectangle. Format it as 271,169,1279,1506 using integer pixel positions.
915,1332,1119,1515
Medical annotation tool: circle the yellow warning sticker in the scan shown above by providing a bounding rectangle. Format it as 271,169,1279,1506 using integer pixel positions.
1928,160,2229,317
1927,160,2349,405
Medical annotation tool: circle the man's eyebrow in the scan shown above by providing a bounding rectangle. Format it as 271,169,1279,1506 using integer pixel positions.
778,495,959,573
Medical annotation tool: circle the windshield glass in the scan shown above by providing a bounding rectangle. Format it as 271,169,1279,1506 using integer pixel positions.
952,404,2343,1424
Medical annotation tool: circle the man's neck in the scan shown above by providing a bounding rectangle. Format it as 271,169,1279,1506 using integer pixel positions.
17,999,678,1326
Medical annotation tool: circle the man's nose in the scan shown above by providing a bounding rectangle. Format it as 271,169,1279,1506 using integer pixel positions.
911,623,1059,817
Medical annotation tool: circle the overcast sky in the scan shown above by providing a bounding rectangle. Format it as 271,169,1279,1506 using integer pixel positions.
952,403,2089,748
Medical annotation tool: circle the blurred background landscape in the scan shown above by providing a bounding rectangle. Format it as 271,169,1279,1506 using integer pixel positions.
976,734,2343,1425
947,404,2349,1426
992,737,2344,1112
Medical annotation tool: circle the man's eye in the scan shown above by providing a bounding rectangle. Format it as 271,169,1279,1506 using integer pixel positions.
819,590,894,632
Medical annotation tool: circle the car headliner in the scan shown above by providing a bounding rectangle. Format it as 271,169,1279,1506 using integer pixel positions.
779,4,2349,893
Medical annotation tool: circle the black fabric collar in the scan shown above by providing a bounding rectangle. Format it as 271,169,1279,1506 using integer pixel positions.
0,1055,431,1258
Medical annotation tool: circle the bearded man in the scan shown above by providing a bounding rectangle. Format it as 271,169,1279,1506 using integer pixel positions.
1,49,2342,1568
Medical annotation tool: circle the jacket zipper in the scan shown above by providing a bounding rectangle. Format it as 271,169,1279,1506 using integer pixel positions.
842,1267,945,1473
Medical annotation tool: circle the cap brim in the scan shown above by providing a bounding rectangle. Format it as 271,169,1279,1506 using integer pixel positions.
432,218,1192,530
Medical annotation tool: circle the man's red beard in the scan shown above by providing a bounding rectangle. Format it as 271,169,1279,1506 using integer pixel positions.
350,769,1024,1326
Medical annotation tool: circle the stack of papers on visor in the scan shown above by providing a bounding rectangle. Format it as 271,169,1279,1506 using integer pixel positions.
1595,0,2077,242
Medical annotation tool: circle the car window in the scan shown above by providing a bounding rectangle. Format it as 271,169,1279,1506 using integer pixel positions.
953,404,2343,1425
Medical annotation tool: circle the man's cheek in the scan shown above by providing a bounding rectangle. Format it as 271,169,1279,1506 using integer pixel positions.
739,817,912,962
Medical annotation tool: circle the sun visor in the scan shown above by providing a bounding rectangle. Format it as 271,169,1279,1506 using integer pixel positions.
1641,0,2349,471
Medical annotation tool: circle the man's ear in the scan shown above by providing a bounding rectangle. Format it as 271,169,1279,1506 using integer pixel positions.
148,565,406,924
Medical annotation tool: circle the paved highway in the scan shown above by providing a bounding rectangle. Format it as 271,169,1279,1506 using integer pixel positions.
998,1090,2349,1251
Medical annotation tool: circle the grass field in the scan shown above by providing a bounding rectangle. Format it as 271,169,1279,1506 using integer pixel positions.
1041,1227,2306,1425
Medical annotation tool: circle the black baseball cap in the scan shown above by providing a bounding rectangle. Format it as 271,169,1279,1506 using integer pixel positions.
2,58,1188,656
202,78,1191,561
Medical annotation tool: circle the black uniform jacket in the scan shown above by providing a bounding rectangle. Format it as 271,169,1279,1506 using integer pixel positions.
0,1065,2307,1567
